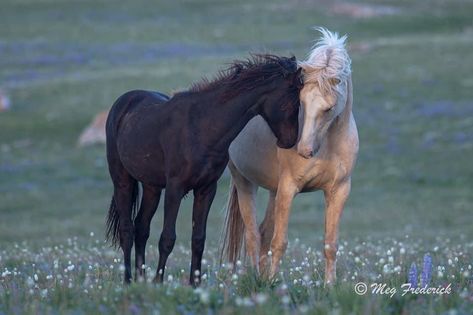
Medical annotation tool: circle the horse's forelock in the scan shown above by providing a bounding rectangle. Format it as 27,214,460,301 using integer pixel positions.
300,27,351,95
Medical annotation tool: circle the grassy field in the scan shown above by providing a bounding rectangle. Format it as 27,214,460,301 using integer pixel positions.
1,0,473,313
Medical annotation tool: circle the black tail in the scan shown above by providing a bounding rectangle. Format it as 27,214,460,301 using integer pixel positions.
105,182,140,248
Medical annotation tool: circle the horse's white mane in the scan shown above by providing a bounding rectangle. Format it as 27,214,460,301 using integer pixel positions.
299,27,352,95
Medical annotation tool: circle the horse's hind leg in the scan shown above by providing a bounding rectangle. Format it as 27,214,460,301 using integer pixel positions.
259,191,276,274
134,185,161,281
111,171,138,284
269,176,298,278
228,161,260,272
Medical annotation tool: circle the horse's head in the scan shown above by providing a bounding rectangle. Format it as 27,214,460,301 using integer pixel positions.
296,28,351,159
258,56,303,149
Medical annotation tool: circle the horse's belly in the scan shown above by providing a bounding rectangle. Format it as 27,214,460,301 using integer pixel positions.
229,116,280,191
120,151,166,186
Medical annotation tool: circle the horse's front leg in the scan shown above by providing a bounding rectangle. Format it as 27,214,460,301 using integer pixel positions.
259,191,275,274
154,180,184,283
189,182,217,287
269,176,298,278
323,179,351,285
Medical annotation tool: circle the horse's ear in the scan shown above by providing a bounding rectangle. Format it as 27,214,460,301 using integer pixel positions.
281,56,298,77
281,64,290,78
294,67,304,88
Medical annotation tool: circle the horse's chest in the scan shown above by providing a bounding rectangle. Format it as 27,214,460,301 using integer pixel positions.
293,159,332,192
189,155,228,186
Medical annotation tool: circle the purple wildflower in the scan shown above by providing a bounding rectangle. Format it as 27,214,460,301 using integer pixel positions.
408,262,418,288
128,303,140,315
421,253,432,287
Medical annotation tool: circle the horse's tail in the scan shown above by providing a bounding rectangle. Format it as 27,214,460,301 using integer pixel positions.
106,181,140,248
220,179,245,264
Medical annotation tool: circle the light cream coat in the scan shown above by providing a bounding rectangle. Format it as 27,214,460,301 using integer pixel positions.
223,28,358,284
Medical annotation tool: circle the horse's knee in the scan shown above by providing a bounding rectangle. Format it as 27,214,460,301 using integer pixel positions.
159,234,176,254
324,243,337,261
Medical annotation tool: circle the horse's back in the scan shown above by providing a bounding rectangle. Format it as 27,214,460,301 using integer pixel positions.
229,116,281,190
106,90,169,136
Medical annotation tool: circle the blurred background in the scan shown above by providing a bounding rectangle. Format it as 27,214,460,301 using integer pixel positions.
1,0,472,249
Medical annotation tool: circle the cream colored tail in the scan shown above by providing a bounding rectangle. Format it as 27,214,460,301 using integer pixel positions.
220,179,245,264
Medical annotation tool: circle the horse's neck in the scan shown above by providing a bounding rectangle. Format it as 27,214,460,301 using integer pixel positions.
333,75,353,132
205,86,266,151
326,75,354,150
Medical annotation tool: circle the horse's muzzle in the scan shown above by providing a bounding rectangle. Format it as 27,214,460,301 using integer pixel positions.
276,139,296,149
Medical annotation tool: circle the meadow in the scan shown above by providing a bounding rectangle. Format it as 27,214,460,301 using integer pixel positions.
0,0,472,314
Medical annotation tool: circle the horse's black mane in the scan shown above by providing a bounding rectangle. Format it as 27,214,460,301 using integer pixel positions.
188,54,298,97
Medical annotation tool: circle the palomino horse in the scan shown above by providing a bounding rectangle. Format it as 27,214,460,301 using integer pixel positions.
221,29,358,284
106,54,303,285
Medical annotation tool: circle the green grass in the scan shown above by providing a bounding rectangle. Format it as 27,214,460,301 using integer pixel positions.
1,0,473,313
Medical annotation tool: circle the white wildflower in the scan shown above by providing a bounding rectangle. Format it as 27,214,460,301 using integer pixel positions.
197,289,209,304
26,277,34,288
255,293,267,304
281,295,290,305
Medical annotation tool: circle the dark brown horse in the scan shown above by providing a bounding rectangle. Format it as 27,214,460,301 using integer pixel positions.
105,54,303,285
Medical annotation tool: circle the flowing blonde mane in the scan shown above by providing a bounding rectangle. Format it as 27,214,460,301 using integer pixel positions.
299,27,351,95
